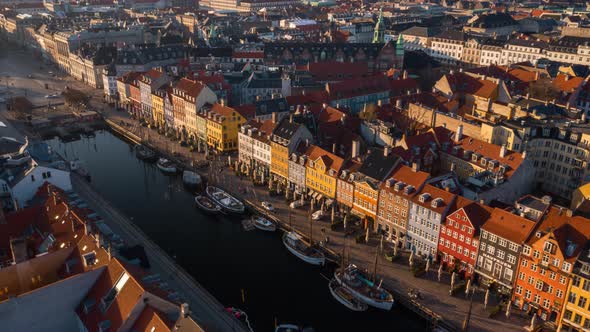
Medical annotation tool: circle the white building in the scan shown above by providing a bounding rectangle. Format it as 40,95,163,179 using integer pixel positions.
500,39,546,66
11,165,71,209
430,30,465,65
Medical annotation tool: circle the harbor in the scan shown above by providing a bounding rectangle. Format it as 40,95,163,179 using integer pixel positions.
45,130,428,332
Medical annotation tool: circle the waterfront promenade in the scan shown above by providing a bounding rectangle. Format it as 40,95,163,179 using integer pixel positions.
71,174,250,332
101,109,531,332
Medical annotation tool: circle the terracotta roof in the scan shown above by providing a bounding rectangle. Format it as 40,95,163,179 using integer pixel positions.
444,72,498,99
552,74,584,93
210,103,238,119
174,78,205,99
129,305,175,332
305,144,344,174
142,69,164,81
411,184,456,214
527,206,590,263
482,208,536,244
447,200,493,233
232,51,264,59
77,258,145,332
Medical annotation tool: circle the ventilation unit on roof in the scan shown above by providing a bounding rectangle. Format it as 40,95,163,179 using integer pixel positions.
535,231,543,238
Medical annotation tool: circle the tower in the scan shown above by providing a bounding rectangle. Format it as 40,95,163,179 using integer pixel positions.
372,8,384,44
396,34,405,68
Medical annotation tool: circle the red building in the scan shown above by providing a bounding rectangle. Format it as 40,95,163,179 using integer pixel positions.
438,198,492,277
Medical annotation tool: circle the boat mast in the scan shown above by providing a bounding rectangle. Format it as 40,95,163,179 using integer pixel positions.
372,235,382,282
309,205,313,245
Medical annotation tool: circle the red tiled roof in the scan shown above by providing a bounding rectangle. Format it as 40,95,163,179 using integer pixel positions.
552,74,584,93
232,51,264,59
130,305,175,332
482,208,536,244
174,78,205,99
305,144,345,174
443,72,498,99
303,61,370,82
411,184,456,214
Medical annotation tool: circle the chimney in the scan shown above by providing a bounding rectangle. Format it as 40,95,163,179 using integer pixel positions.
107,243,112,261
306,138,310,147
95,232,101,248
332,143,337,154
220,99,225,107
351,139,360,159
396,99,402,109
377,99,382,107
384,146,390,157
272,112,277,124
403,70,408,79
500,144,507,158
522,150,527,159
181,303,190,318
455,124,463,143
411,161,420,172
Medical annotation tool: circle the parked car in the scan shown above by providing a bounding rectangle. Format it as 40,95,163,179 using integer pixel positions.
262,201,274,211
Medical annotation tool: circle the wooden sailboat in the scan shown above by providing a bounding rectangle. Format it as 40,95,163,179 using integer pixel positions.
282,206,325,265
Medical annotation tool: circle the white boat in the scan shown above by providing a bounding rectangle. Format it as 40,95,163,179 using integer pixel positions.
311,210,324,221
334,264,394,310
282,232,325,266
252,216,276,232
182,170,201,188
328,279,368,311
157,158,177,173
206,186,245,214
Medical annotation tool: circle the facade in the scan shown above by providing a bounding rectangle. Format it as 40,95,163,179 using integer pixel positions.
288,143,309,194
138,69,168,122
476,208,536,295
205,103,246,152
305,145,344,200
406,184,457,259
270,117,313,185
438,200,492,277
171,78,217,140
559,247,590,331
513,207,590,323
239,119,275,178
376,165,429,244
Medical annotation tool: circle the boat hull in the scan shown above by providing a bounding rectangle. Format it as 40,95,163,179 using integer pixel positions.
334,271,394,310
253,217,276,232
194,196,221,214
282,233,325,266
329,279,368,312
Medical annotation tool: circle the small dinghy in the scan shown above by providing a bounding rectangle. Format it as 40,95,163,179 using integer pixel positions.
157,158,177,173
252,216,276,232
183,170,201,189
135,145,156,161
328,279,368,312
194,195,221,214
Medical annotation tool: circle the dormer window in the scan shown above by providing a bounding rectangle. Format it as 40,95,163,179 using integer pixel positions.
480,157,487,167
543,241,555,254
100,272,130,313
472,154,479,162
419,193,430,203
83,251,97,267
431,198,442,208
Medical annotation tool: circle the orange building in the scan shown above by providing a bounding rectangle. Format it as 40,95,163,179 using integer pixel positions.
513,206,590,323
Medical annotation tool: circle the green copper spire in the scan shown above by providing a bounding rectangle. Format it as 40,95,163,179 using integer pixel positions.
372,8,384,43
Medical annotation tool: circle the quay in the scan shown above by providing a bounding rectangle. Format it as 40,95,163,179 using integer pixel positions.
70,174,250,332
101,116,462,332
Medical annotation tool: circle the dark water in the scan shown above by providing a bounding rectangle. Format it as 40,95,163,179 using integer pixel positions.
46,130,428,332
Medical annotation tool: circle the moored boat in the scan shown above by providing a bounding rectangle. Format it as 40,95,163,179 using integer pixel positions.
328,279,368,312
334,264,394,310
311,210,324,221
157,158,177,173
194,195,221,214
282,232,325,266
206,186,245,214
134,145,156,161
182,170,202,189
252,216,276,232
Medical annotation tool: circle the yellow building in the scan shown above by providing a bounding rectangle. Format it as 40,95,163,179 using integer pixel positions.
205,103,245,152
269,116,312,185
151,89,166,128
305,145,344,199
559,249,590,331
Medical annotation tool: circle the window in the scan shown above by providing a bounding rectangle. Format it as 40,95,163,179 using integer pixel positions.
579,296,588,309
515,285,522,294
569,292,577,304
560,275,567,285
101,272,130,312
523,246,531,255
535,280,543,290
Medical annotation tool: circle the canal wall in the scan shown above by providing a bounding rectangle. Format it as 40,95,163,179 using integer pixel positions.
103,119,459,332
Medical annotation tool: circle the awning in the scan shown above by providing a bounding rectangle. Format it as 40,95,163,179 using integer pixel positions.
325,199,334,206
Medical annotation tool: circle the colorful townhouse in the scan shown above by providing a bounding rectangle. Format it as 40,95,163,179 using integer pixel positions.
305,144,345,201
376,164,429,245
270,115,313,187
138,69,169,122
406,184,457,259
335,159,362,210
559,246,590,331
475,208,536,295
116,71,143,112
513,207,590,323
171,78,217,141
351,147,400,222
128,78,141,116
151,86,166,129
438,199,492,277
239,119,275,178
206,103,246,152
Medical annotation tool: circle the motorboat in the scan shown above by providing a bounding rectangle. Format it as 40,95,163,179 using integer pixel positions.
328,279,368,312
252,216,276,232
311,210,324,221
206,186,245,214
134,145,156,161
282,232,325,266
334,264,394,310
182,170,202,189
156,158,177,173
194,195,221,214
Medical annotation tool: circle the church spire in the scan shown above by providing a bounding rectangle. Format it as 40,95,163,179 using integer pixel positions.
372,8,384,43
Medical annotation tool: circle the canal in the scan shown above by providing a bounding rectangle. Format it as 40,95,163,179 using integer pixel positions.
46,130,428,332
